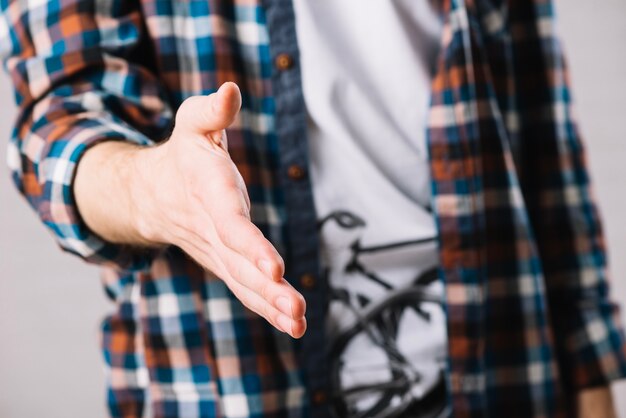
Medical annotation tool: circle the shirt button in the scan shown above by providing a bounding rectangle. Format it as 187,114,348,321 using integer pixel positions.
311,389,328,405
287,164,306,181
275,53,294,70
300,273,316,290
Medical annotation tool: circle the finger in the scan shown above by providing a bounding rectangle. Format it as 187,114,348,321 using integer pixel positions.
225,275,307,339
181,222,302,318
212,208,285,282
193,174,282,280
176,82,242,136
177,235,306,338
218,245,306,320
174,233,231,282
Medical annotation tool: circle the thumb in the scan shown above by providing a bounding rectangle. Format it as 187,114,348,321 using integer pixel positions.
176,82,242,136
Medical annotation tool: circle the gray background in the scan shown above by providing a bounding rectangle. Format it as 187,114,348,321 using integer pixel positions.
0,1,625,417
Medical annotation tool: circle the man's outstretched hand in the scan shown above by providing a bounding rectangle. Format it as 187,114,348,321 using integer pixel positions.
74,82,306,338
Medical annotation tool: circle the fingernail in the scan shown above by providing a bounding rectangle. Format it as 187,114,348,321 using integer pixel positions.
275,296,292,317
277,314,292,335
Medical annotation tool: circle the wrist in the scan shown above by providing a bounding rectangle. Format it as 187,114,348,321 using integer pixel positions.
128,142,169,246
74,140,161,246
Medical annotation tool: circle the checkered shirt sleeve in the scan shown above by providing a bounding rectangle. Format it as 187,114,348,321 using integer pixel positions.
0,0,173,271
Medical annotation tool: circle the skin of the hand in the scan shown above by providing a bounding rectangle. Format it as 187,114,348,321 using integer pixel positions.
75,82,306,338
576,386,618,418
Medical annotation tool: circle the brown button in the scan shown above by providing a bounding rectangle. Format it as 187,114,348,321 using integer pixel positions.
287,164,306,181
275,53,294,70
312,389,327,405
300,273,316,290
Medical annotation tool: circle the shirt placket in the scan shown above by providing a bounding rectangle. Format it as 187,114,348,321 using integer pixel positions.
261,0,332,416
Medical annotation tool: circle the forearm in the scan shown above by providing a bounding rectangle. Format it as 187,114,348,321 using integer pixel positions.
74,140,155,246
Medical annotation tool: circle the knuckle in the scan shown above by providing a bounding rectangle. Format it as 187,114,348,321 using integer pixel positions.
216,223,235,248
177,96,201,118
238,206,252,221
218,217,258,252
259,280,271,302
268,255,285,278
261,302,273,322
246,224,264,242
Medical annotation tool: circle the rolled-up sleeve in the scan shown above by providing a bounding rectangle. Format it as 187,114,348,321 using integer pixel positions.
1,0,173,272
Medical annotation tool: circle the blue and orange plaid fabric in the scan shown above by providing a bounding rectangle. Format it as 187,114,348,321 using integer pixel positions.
2,0,626,417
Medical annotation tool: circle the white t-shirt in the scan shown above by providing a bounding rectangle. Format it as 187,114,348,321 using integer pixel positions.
292,0,447,414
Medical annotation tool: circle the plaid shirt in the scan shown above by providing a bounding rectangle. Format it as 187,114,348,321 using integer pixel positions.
2,0,626,416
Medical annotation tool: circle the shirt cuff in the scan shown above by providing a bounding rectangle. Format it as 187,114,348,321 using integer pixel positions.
557,300,626,391
36,117,158,273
